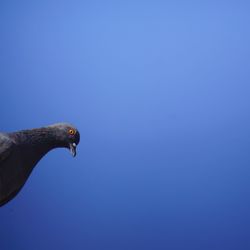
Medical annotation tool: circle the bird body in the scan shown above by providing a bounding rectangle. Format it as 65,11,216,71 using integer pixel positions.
0,123,80,207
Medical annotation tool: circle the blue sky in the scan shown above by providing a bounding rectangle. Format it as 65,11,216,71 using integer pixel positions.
1,1,250,249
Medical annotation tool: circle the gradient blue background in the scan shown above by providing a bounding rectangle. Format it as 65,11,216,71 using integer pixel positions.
1,1,250,249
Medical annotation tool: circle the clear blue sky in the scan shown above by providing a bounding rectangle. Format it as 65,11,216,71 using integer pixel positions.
1,1,250,249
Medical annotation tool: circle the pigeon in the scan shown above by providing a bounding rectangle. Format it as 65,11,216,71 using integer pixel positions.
0,123,80,207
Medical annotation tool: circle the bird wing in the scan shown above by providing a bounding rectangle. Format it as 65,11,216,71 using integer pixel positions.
0,133,14,164
0,133,20,206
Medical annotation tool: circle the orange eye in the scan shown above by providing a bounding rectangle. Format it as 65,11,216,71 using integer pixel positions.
68,129,75,135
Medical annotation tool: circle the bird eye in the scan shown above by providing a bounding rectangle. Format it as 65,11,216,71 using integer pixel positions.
68,129,75,135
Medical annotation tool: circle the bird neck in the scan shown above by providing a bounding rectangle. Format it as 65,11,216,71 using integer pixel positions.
11,128,66,151
9,128,67,169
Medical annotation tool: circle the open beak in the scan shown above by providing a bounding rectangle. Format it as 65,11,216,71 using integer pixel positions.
69,142,77,157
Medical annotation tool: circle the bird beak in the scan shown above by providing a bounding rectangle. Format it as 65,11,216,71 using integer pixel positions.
69,143,77,157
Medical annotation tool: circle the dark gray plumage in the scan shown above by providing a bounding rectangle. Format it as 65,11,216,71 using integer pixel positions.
0,123,80,207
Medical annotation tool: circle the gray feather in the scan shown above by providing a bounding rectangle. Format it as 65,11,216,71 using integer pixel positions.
0,133,14,162
0,123,80,207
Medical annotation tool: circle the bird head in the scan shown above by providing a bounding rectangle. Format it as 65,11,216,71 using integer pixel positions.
48,123,80,157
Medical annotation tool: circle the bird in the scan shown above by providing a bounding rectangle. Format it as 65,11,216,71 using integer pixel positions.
0,123,80,207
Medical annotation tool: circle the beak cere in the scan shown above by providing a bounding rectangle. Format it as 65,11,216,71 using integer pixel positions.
69,143,77,157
